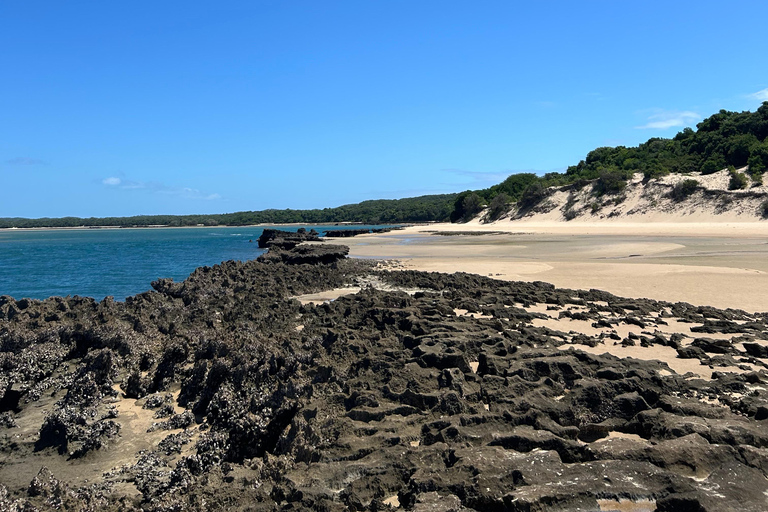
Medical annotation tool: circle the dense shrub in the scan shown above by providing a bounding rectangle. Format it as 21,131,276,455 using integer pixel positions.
594,170,628,196
518,183,550,209
487,173,539,202
450,192,485,222
669,179,699,201
728,169,749,190
761,200,768,219
701,158,725,175
748,150,767,177
642,164,669,182
459,193,484,222
485,193,510,221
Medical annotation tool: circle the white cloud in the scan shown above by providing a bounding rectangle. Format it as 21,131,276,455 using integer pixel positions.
101,176,221,200
749,88,768,102
636,110,700,130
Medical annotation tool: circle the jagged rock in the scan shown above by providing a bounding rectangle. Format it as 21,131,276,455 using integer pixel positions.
691,337,734,354
677,346,709,359
1,256,768,509
323,229,371,237
257,243,350,265
743,342,768,358
256,228,321,249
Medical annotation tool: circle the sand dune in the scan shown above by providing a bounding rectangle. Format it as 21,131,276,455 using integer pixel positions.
342,176,768,312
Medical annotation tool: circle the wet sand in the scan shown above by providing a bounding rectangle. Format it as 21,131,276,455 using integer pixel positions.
342,222,768,313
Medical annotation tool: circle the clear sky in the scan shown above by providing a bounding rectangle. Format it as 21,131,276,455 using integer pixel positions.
2,1,767,218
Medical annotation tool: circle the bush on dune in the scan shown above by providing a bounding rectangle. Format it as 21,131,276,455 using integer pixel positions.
669,179,699,201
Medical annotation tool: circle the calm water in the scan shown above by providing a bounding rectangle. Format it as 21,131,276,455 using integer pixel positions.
0,225,387,301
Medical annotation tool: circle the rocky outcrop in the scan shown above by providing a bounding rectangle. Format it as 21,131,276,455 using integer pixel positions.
323,229,372,237
256,228,321,249
1,254,767,510
256,243,349,265
323,227,399,237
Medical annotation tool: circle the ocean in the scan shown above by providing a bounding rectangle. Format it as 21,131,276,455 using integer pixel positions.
0,225,387,301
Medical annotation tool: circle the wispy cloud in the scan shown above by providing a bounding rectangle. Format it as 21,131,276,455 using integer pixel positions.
6,157,48,166
748,88,768,102
636,110,701,130
102,176,221,200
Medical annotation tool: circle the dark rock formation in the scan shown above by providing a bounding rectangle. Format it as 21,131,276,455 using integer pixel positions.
323,229,372,237
257,243,349,265
323,227,399,237
0,251,767,510
256,228,321,249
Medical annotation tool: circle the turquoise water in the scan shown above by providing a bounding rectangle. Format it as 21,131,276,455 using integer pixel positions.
0,226,386,301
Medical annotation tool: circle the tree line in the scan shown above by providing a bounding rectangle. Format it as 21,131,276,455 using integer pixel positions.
450,102,768,221
0,194,457,228
4,102,767,228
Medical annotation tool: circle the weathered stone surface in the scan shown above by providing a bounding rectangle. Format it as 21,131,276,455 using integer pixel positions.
257,243,349,265
0,256,767,510
256,227,321,249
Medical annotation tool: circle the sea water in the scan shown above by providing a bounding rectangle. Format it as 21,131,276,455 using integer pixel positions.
0,225,389,301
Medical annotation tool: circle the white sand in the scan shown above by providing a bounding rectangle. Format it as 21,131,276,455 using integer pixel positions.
342,221,768,313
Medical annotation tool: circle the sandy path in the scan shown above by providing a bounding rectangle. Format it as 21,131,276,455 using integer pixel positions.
342,222,768,313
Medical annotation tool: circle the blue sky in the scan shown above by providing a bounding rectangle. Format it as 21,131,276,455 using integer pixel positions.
1,1,767,218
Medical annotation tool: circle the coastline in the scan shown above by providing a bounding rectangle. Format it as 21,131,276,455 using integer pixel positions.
342,221,768,313
0,221,410,232
3,228,768,509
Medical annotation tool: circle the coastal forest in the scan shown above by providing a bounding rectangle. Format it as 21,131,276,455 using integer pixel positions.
4,102,767,228
450,101,768,221
0,195,457,228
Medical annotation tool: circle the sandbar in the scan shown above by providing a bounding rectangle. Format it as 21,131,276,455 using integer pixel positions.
343,221,768,313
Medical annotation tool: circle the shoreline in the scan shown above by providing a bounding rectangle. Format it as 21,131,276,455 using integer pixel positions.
6,218,768,312
0,222,416,233
341,221,768,313
4,246,767,508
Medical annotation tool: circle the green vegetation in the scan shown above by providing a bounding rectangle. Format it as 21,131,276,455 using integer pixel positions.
669,179,700,201
4,103,768,228
451,192,484,222
594,170,630,196
728,169,749,190
447,102,768,221
518,182,549,209
761,200,768,219
0,194,457,229
485,193,511,221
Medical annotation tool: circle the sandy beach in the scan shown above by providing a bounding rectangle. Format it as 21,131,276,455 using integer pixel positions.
343,220,768,313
